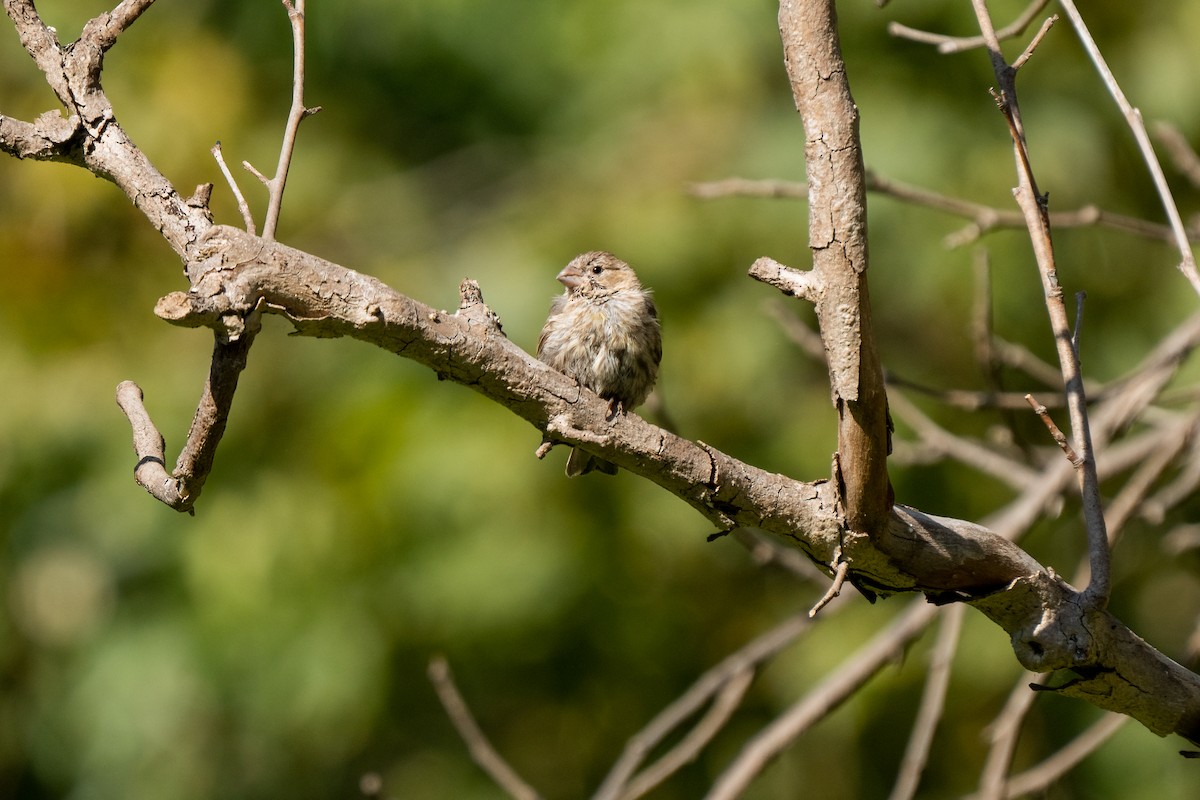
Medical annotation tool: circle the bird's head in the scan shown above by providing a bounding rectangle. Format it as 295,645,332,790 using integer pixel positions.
557,251,642,297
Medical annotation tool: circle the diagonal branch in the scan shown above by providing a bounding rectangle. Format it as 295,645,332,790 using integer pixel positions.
1057,0,1200,296
428,656,543,800
593,613,812,800
706,599,939,800
3,0,209,255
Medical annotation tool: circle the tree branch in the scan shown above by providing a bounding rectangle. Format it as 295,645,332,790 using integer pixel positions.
428,656,543,800
255,0,320,240
592,613,812,800
969,0,1111,609
774,0,893,538
1057,0,1200,295
691,173,1195,248
706,599,939,800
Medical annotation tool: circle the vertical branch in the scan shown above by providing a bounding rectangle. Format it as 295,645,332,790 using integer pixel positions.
976,672,1044,800
969,0,1110,609
887,605,964,800
776,0,892,536
253,0,321,241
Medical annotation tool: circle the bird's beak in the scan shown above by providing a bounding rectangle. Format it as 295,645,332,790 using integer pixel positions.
556,264,584,290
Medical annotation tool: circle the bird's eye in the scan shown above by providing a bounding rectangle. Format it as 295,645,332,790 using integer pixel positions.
591,264,603,275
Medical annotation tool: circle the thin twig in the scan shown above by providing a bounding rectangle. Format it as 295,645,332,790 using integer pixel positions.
972,0,1111,609
1102,414,1197,540
593,613,813,800
984,314,1200,540
1071,291,1086,352
705,600,938,800
972,251,1037,460
887,604,964,800
211,141,256,234
1010,14,1057,71
428,656,543,800
808,559,848,617
888,0,1051,54
889,391,1038,489
1057,0,1200,296
976,671,1045,800
731,528,827,584
250,0,322,240
616,668,755,800
116,322,260,514
992,714,1128,800
1142,416,1200,523
690,174,1188,247
1025,394,1080,466
1155,121,1200,190
885,375,1067,411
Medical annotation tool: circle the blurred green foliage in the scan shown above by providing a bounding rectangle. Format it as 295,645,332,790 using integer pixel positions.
3,1,1200,798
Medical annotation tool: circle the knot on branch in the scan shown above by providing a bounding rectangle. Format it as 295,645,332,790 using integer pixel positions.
456,279,505,335
1004,572,1095,672
154,284,258,344
33,108,81,147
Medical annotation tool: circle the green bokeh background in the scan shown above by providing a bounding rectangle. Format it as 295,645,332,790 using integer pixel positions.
3,1,1200,798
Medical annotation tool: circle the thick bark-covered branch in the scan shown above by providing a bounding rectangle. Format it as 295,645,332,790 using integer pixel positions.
775,0,893,537
141,224,1200,745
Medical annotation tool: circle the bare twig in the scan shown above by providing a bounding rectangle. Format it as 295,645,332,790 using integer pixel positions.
428,656,543,800
1010,14,1057,71
808,559,848,617
889,391,1038,489
3,0,208,254
979,714,1128,800
748,257,819,303
116,319,261,513
986,314,1200,540
1025,394,1081,466
764,300,827,363
211,141,256,234
885,375,1066,411
691,174,1190,247
1057,0,1200,295
887,604,964,800
972,0,1111,609
247,0,321,240
593,613,813,800
1155,121,1200,190
1142,417,1200,523
615,668,755,800
1102,414,1198,539
977,670,1045,800
706,600,938,800
888,0,1051,54
731,528,827,584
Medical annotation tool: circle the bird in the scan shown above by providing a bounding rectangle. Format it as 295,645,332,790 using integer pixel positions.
537,251,662,476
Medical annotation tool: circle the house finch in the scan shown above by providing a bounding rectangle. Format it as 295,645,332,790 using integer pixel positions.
537,251,662,476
